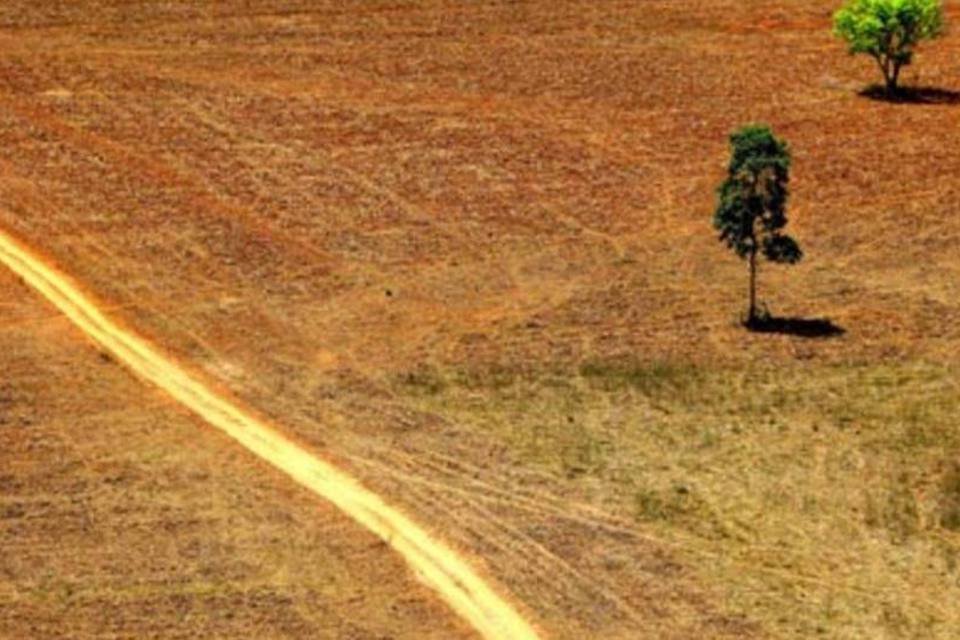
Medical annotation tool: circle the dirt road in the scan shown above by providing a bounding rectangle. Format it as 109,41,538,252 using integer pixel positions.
0,226,540,640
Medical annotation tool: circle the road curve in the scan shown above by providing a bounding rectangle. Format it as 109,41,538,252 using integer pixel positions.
0,227,541,640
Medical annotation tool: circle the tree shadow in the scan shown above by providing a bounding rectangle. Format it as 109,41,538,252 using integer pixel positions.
744,315,845,338
859,84,960,105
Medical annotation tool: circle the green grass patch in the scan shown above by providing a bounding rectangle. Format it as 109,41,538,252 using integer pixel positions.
940,464,960,532
578,357,705,398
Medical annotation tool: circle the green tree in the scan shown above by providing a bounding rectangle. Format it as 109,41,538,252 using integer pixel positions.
713,125,802,326
833,0,945,96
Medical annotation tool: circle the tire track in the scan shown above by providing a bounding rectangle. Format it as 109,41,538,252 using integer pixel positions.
0,226,541,640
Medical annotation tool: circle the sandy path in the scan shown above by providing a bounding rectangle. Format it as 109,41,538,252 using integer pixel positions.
0,226,540,640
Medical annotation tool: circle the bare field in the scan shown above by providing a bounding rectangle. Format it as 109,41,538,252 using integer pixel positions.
0,271,472,639
1,1,959,638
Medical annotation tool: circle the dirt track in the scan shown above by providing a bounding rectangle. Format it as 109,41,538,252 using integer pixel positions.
0,226,538,640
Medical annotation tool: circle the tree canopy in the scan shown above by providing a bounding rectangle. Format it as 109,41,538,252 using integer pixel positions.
713,125,802,324
833,0,945,94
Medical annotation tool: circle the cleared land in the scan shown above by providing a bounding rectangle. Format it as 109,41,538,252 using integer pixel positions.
1,1,959,638
0,269,472,639
0,228,537,639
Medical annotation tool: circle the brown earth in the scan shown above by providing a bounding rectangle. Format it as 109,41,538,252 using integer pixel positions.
0,269,474,638
1,1,959,638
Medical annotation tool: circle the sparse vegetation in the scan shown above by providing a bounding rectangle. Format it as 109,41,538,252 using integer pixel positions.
398,359,960,637
578,358,703,396
1,1,959,639
941,464,960,531
834,0,946,95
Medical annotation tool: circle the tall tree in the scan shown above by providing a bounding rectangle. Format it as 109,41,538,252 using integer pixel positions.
713,125,802,326
834,0,945,96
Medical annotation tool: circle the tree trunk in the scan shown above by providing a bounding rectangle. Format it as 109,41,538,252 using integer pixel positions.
889,62,902,96
876,54,898,97
748,248,757,324
885,70,898,96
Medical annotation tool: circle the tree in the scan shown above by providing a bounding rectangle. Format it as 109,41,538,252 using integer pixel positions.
713,125,802,326
833,0,945,96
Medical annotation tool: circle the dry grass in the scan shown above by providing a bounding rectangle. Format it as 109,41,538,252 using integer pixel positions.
0,0,959,637
0,270,472,638
397,358,960,637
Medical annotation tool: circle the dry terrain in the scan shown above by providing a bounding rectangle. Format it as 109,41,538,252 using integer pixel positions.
0,269,472,639
1,1,960,638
